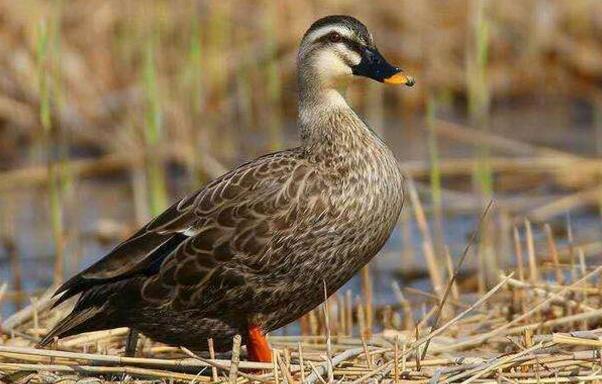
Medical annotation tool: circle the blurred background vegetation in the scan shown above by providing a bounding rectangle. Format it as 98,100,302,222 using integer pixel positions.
0,0,601,319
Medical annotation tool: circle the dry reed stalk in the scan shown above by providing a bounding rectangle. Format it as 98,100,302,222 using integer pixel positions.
544,223,564,284
360,265,373,338
414,274,514,353
345,290,353,337
336,294,345,338
1,286,56,331
566,214,577,283
308,309,319,338
272,348,279,384
349,276,512,384
528,185,602,222
392,282,416,330
416,305,438,330
181,346,272,383
431,119,580,160
0,361,211,382
404,287,473,312
298,341,305,383
30,297,39,339
306,347,366,384
59,328,129,348
440,266,602,352
361,335,372,369
228,335,241,383
278,351,294,384
422,240,444,296
401,341,407,373
578,248,587,277
356,298,365,339
0,283,7,305
445,342,548,383
552,333,602,348
536,282,602,295
578,248,590,330
403,175,444,296
400,202,415,267
0,146,224,193
513,225,526,282
524,219,540,284
421,200,493,359
393,335,400,383
505,276,595,312
507,374,602,383
307,361,327,384
402,156,602,179
1,201,22,310
207,338,217,381
1,344,283,373
321,281,334,383
443,246,460,300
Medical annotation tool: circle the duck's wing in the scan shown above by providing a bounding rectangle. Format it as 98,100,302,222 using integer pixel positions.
53,149,314,307
139,149,319,308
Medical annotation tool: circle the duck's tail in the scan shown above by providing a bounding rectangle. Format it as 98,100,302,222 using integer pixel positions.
37,278,138,348
37,305,105,347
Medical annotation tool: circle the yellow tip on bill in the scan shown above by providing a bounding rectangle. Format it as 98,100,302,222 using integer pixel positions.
384,72,415,86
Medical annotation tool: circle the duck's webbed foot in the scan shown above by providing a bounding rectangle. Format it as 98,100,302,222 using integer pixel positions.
247,325,272,363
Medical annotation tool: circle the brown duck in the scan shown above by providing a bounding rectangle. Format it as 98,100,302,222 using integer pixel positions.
40,15,414,362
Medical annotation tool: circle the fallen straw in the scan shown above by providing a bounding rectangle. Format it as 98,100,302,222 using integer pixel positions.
350,274,513,384
0,344,284,372
438,266,602,352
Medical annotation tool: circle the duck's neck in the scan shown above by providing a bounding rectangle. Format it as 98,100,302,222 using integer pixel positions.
298,73,374,152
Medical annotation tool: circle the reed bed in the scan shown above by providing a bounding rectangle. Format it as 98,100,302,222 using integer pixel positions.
0,0,601,161
1,226,602,383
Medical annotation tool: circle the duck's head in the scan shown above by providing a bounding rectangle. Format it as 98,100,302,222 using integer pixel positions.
298,15,415,88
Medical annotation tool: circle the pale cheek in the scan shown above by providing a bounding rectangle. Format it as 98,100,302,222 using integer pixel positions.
312,51,352,81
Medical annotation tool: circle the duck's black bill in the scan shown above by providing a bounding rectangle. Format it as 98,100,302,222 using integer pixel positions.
351,47,415,87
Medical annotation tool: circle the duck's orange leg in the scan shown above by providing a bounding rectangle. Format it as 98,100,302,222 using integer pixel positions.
247,325,272,362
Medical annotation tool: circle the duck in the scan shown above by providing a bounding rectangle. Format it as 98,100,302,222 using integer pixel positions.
39,15,414,362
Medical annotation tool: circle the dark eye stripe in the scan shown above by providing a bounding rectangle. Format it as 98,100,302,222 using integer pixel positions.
341,38,364,55
315,34,364,56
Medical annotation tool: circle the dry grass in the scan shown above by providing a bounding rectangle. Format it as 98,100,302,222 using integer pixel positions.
1,237,602,382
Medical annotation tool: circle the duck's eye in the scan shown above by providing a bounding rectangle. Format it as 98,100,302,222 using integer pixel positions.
328,32,342,43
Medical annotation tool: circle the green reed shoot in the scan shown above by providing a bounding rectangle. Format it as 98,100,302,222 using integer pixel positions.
427,94,445,251
467,0,492,198
264,0,283,150
36,19,65,285
233,20,254,151
467,0,497,287
207,1,233,156
181,11,204,185
143,29,168,216
187,15,203,115
50,0,69,183
427,95,441,212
